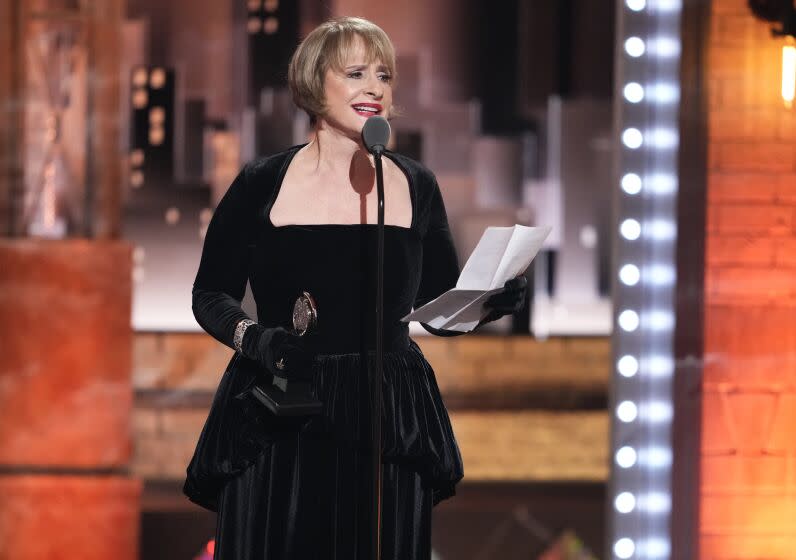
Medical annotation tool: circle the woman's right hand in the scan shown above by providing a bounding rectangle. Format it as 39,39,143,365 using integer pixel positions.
243,325,316,380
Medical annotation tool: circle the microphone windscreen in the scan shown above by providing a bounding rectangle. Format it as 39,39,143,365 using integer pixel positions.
361,116,391,153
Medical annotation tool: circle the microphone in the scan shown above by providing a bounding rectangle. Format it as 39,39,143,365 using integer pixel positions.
361,113,391,558
361,116,391,155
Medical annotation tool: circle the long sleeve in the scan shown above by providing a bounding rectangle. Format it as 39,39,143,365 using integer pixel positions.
414,177,466,337
192,164,258,352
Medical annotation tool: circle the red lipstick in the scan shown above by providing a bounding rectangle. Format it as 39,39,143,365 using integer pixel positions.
351,102,382,116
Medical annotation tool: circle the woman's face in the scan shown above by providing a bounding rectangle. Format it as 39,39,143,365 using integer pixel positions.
320,35,393,141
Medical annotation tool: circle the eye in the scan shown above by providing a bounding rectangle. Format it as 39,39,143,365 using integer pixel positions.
378,73,392,83
347,71,363,79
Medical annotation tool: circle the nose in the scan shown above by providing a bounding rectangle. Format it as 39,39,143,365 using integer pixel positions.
365,73,383,99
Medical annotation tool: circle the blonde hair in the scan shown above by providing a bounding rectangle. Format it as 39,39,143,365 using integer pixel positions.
288,16,397,124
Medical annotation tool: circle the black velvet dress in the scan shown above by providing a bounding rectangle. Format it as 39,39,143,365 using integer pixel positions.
184,144,464,559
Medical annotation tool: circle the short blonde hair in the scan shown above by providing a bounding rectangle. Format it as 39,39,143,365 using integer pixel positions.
288,16,397,123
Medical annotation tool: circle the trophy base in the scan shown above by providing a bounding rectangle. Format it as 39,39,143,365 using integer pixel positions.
250,380,323,417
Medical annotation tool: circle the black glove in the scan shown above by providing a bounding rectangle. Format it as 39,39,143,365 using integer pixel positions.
241,325,316,381
479,276,528,325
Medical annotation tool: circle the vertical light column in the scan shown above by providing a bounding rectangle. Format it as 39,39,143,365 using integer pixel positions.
609,0,682,558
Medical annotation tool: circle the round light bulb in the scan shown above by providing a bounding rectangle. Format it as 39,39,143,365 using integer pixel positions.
621,173,642,194
616,446,637,468
615,491,636,513
617,401,638,422
625,36,646,57
626,0,646,11
618,355,639,377
622,128,643,149
614,538,636,559
623,82,645,103
619,264,641,286
618,309,640,332
620,219,641,240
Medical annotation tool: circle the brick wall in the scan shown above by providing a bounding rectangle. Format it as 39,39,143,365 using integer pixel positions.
703,1,796,557
132,334,611,484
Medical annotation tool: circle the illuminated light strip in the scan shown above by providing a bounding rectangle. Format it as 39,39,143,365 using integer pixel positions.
609,0,681,557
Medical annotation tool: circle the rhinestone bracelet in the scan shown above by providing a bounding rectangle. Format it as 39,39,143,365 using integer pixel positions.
233,319,257,353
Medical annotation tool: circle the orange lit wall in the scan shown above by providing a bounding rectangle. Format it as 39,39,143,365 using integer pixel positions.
0,241,141,560
702,0,796,556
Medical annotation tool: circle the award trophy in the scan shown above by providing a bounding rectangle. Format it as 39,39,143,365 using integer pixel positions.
250,292,323,416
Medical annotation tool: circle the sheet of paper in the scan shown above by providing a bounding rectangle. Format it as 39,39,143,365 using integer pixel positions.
402,224,552,332
401,289,493,325
489,225,552,289
455,228,515,290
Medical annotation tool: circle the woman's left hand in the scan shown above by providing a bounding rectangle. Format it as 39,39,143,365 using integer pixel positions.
479,276,528,325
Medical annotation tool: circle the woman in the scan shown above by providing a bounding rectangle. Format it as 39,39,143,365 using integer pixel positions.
184,16,526,560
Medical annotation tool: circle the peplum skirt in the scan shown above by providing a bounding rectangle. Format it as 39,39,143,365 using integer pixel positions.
183,338,464,559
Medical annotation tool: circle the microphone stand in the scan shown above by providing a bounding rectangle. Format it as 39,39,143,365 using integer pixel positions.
362,115,390,560
371,148,385,560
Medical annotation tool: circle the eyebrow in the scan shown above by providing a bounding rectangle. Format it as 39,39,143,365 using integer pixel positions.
344,63,390,72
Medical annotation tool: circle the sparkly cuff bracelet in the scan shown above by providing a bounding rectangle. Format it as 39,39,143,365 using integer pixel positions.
233,319,257,353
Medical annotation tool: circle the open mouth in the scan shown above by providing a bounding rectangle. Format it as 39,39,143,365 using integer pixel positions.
351,104,382,117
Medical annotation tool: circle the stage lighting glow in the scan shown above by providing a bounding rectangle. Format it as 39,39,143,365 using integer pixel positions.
613,1,680,555
644,310,674,331
149,126,165,146
644,264,675,286
650,0,682,11
639,491,672,513
643,537,671,558
618,355,639,377
132,67,148,88
619,264,641,286
647,173,676,195
247,17,262,33
620,219,641,240
264,17,279,34
649,36,680,58
644,219,676,240
621,173,642,194
615,492,636,513
580,225,598,248
640,446,672,469
783,40,796,108
617,401,638,422
625,37,646,57
150,68,166,89
645,355,674,378
614,538,636,559
130,170,144,188
649,128,678,149
624,82,645,102
618,310,640,332
616,446,637,468
130,149,145,167
132,89,148,109
648,82,679,104
622,127,643,148
149,106,165,125
642,401,673,423
165,207,180,226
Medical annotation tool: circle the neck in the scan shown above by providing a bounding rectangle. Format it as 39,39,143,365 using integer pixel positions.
305,122,375,175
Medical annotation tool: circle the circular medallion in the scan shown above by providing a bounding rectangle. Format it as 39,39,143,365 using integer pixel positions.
292,291,318,336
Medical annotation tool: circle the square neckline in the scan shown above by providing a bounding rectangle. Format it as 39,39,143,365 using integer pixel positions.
265,143,416,231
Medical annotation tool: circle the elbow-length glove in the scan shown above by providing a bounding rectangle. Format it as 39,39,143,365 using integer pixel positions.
240,325,316,381
479,276,528,325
